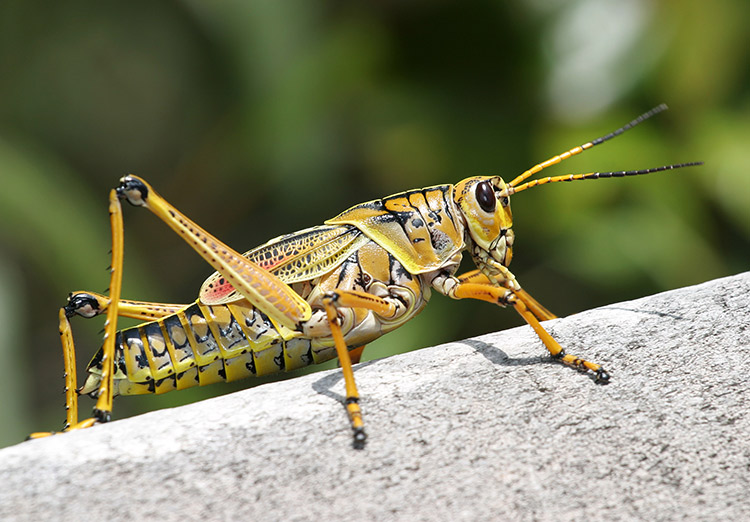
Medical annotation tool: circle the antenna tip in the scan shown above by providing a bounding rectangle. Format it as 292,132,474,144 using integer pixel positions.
649,103,669,117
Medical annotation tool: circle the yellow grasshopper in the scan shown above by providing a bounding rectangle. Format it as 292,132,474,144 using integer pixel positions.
30,105,700,448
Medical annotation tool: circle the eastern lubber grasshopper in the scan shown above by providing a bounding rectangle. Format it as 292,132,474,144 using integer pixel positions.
29,104,700,448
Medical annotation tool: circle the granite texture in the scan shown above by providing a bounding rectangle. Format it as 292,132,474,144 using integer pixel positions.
1,273,748,521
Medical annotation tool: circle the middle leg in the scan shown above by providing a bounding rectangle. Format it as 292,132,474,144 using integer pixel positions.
321,289,402,449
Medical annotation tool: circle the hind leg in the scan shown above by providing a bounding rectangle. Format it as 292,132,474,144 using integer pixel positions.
27,292,189,438
28,190,125,438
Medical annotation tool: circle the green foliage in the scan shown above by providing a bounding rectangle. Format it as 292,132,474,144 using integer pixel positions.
0,0,747,446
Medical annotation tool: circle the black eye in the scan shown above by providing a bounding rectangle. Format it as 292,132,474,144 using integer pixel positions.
475,181,496,213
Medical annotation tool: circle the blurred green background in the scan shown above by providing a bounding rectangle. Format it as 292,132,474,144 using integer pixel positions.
0,0,748,447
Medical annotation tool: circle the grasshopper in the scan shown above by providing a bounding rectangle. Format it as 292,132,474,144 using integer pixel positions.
29,105,700,448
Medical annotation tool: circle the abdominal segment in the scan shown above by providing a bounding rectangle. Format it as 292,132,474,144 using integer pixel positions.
81,300,337,397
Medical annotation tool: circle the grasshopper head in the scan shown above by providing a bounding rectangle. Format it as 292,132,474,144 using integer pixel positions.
453,176,514,273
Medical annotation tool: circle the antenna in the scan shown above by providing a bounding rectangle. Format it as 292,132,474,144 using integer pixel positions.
502,104,702,196
507,162,703,195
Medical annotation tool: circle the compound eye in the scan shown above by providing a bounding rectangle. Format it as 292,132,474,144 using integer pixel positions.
475,181,496,213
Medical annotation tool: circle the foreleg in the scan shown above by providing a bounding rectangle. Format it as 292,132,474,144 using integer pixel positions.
435,271,609,383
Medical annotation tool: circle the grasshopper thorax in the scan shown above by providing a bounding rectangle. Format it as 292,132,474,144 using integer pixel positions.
453,176,514,278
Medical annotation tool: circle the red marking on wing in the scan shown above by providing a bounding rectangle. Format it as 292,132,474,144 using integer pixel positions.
245,247,301,274
201,277,237,302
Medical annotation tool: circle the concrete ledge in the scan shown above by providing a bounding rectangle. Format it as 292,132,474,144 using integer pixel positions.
1,273,749,521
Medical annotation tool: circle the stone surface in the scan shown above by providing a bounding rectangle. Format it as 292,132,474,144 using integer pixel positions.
1,273,748,521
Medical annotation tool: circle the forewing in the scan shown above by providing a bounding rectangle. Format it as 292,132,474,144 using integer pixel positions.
199,225,367,305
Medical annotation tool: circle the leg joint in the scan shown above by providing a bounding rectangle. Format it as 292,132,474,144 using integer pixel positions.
65,293,104,318
499,289,515,306
116,175,150,207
